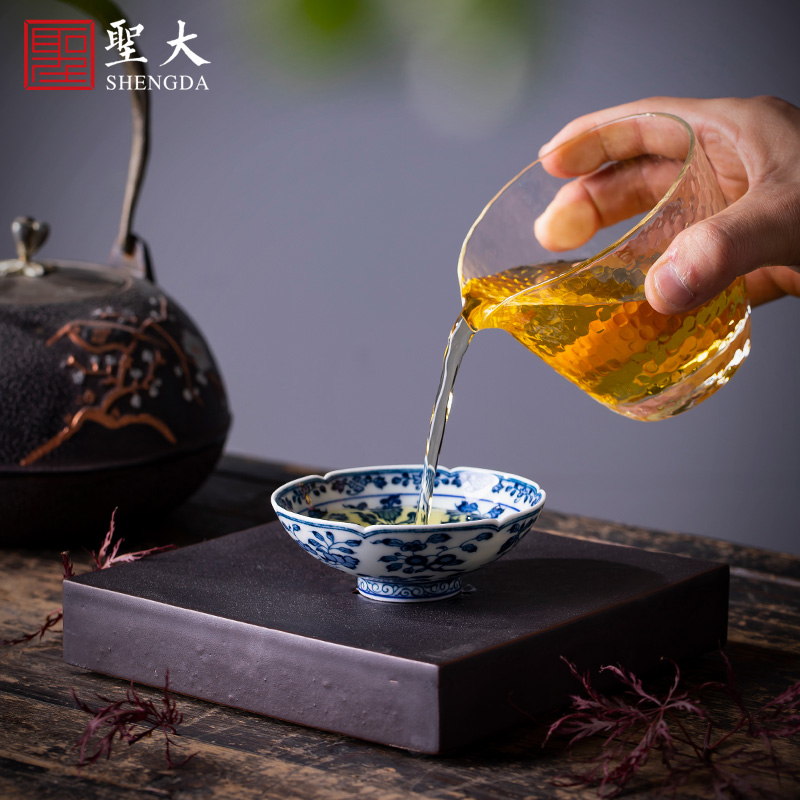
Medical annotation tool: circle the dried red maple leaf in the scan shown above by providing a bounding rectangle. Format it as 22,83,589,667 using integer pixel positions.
2,510,172,647
88,508,173,570
544,658,705,797
1,553,74,646
72,672,194,770
701,650,800,743
758,682,800,740
545,652,800,799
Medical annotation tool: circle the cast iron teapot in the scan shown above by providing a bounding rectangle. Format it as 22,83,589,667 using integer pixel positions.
0,60,230,544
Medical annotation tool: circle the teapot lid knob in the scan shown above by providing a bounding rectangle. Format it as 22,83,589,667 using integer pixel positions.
2,217,49,278
12,217,49,262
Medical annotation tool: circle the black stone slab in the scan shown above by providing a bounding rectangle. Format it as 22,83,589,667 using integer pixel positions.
62,522,729,753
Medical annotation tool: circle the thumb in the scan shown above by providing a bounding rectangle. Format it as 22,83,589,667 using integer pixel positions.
644,187,800,313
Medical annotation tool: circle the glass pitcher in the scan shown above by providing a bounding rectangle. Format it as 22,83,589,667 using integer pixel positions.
458,112,751,421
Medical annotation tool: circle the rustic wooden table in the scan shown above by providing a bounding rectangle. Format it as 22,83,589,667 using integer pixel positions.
2,454,799,799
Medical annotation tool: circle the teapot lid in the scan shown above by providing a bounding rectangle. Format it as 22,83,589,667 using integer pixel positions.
2,52,156,306
0,217,130,305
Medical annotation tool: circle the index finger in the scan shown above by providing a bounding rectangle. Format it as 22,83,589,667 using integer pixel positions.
539,112,692,178
541,96,714,151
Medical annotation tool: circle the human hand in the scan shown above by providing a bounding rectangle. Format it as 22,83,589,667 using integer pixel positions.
537,96,800,312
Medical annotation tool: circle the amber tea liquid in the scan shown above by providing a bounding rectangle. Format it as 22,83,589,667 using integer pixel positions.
416,262,751,524
461,263,750,416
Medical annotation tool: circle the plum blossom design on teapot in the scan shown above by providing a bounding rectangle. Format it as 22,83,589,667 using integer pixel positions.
20,294,220,467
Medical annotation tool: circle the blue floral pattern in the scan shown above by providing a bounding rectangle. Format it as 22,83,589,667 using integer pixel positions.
272,466,545,603
341,495,415,526
372,528,501,575
497,516,539,555
280,521,362,569
491,475,544,506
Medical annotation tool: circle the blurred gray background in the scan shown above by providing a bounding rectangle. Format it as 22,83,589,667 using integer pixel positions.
2,0,799,553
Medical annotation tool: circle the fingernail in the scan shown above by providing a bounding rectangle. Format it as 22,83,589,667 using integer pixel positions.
652,260,695,311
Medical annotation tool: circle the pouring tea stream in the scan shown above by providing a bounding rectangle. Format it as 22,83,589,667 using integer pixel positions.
416,113,751,524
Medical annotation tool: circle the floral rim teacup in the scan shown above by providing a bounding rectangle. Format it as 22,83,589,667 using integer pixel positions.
270,465,546,603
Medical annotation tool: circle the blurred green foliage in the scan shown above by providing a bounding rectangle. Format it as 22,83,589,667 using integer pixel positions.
245,0,542,85
299,0,365,35
53,0,544,136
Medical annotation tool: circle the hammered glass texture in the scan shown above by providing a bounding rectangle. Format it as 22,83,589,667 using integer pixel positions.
458,114,751,420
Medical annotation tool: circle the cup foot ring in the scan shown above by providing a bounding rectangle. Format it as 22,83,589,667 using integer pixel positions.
357,576,462,603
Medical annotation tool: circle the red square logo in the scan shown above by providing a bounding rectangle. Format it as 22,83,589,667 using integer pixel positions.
25,20,95,90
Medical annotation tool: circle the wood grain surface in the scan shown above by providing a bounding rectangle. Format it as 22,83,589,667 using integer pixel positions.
2,455,799,799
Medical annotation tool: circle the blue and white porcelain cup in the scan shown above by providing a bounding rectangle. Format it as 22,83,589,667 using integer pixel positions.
271,465,546,603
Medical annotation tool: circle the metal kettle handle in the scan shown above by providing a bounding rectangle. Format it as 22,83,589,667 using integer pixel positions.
108,57,153,282
33,2,155,279
72,0,153,280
